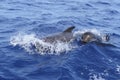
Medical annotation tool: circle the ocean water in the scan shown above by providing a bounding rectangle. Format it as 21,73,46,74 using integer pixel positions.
0,0,120,80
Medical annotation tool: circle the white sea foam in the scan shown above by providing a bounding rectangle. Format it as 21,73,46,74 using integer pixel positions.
89,74,105,80
10,33,37,52
116,65,120,74
10,33,74,55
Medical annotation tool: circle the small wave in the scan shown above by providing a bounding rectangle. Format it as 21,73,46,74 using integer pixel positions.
10,33,74,55
96,1,111,6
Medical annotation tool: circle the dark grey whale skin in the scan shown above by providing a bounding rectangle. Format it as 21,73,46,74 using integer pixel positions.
42,26,75,43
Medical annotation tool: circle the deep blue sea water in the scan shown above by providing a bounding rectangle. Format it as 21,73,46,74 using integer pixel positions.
0,0,120,80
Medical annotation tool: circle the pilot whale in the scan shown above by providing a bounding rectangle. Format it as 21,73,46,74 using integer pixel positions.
34,26,75,52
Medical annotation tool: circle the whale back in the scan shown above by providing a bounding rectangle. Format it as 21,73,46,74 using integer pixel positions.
63,26,75,33
43,26,75,43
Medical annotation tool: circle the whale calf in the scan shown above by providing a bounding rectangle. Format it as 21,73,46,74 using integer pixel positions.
81,32,110,43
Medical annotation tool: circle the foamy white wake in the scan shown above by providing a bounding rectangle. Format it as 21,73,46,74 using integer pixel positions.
10,33,74,55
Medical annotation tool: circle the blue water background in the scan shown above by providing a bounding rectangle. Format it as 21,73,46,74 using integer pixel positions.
0,0,120,80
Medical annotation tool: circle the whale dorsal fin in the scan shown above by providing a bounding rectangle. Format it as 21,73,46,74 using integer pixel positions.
63,26,75,33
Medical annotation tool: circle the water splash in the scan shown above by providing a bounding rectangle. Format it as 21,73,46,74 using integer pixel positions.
73,28,109,42
89,74,105,80
10,33,74,55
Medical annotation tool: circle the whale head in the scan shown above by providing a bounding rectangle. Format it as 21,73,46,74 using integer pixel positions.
81,32,110,43
81,32,96,43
